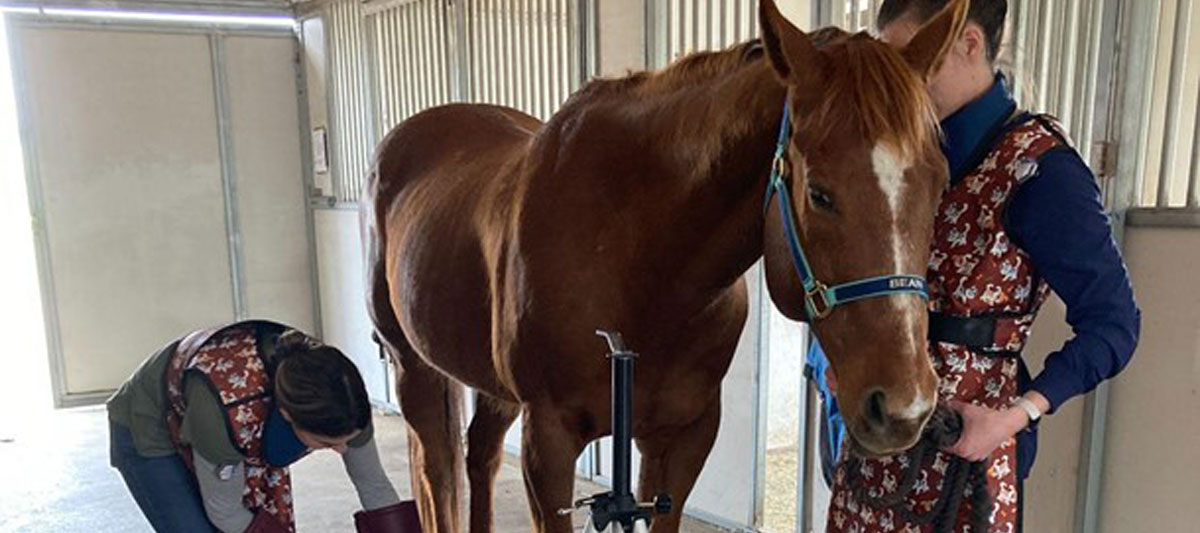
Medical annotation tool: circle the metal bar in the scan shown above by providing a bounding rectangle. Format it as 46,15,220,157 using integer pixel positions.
677,0,685,53
718,0,726,48
1157,0,1194,207
1036,0,1053,111
1188,84,1200,207
1126,207,1200,227
423,0,435,110
400,7,414,118
566,0,577,91
380,14,393,129
548,0,559,106
502,0,512,105
417,1,432,110
1011,0,1028,104
404,3,416,113
209,34,248,320
6,18,71,406
749,265,770,528
1057,0,1081,129
691,0,698,52
482,0,492,103
799,379,819,533
524,0,534,113
706,0,713,49
1077,0,1104,155
291,25,325,340
732,0,740,46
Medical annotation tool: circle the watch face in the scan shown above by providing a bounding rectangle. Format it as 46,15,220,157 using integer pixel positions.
217,464,235,481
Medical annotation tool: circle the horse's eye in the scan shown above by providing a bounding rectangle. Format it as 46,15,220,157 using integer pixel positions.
808,186,836,212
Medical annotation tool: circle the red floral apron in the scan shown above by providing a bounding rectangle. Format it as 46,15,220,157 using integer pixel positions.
827,115,1069,533
164,320,308,532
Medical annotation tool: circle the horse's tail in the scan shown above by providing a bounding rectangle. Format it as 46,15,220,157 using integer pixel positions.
362,157,407,361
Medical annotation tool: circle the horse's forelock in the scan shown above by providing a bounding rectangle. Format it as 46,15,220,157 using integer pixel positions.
798,34,939,160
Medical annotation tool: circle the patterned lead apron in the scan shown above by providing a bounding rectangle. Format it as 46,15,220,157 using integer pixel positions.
827,115,1069,533
164,320,306,532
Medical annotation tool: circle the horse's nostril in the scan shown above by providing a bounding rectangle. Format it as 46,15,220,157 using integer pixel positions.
865,389,888,429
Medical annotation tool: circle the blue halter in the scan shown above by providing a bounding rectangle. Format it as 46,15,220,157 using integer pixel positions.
764,102,929,320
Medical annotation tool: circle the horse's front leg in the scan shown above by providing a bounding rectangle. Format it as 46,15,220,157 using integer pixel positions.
635,393,722,533
521,403,586,533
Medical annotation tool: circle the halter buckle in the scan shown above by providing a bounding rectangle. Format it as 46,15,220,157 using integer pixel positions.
772,154,790,181
806,281,834,320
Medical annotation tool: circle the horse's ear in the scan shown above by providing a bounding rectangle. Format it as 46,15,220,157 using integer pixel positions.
759,0,827,91
900,0,970,79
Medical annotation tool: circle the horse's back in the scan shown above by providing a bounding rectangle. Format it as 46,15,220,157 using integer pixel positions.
369,103,539,398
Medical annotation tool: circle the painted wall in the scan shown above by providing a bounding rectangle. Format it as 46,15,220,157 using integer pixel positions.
313,208,392,408
1098,226,1200,532
13,24,313,400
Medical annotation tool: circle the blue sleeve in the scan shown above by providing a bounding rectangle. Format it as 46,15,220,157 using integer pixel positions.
1005,149,1141,412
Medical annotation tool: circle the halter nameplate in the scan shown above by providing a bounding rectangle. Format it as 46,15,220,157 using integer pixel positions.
764,102,929,321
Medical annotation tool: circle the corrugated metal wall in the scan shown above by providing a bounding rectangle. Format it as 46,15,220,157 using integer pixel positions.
465,0,583,120
322,0,589,202
327,0,373,202
366,0,453,135
651,0,760,68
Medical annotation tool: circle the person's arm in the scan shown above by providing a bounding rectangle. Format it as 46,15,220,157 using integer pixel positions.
342,433,402,510
1006,149,1142,413
193,453,255,533
948,148,1141,461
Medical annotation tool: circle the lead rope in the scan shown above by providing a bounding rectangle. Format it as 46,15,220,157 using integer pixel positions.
844,405,992,533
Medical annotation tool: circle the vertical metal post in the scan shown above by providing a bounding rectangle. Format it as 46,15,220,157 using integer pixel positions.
611,350,634,498
1187,85,1200,207
209,34,247,320
1157,0,1194,207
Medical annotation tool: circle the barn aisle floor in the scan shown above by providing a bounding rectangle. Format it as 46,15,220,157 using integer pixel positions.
0,406,725,532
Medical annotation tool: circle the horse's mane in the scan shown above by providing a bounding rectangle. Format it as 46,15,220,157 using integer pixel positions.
561,29,938,158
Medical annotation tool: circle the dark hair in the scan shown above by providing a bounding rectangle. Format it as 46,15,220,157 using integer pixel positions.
273,331,370,438
877,0,1008,62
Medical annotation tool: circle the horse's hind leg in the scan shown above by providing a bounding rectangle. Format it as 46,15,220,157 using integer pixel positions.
521,405,586,533
466,392,519,533
636,395,722,533
395,346,466,533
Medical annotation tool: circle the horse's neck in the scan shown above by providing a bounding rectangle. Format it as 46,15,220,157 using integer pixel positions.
635,63,785,294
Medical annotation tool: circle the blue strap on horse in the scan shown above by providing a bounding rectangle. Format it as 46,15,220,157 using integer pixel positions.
763,101,929,321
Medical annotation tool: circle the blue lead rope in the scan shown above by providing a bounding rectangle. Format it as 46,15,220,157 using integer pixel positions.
764,102,929,320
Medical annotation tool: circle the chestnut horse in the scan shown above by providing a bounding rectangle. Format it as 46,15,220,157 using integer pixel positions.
365,0,966,531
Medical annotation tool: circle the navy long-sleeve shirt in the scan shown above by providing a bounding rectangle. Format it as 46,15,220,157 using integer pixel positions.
941,75,1141,413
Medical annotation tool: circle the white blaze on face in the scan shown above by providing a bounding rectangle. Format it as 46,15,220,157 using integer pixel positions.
872,143,924,364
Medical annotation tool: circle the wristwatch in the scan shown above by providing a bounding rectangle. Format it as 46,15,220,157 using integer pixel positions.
1014,397,1042,423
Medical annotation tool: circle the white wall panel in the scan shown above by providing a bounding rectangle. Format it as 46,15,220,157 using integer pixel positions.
226,35,316,333
313,208,391,406
14,25,234,397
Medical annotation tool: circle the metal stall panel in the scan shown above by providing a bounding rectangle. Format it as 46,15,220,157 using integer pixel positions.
225,35,317,334
366,0,453,134
465,0,585,120
327,0,374,203
650,0,761,68
10,21,235,403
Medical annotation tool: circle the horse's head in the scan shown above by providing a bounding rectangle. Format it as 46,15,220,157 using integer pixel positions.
759,0,966,455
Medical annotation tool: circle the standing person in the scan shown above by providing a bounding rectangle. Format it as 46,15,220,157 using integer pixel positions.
815,1,1141,531
107,320,419,532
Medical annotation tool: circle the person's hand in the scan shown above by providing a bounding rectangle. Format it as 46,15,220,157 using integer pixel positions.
944,400,1028,461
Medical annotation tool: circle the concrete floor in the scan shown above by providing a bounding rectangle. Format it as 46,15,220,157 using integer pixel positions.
0,407,726,532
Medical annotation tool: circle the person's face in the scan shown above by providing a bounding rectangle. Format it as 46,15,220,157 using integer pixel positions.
281,409,361,454
880,15,991,119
